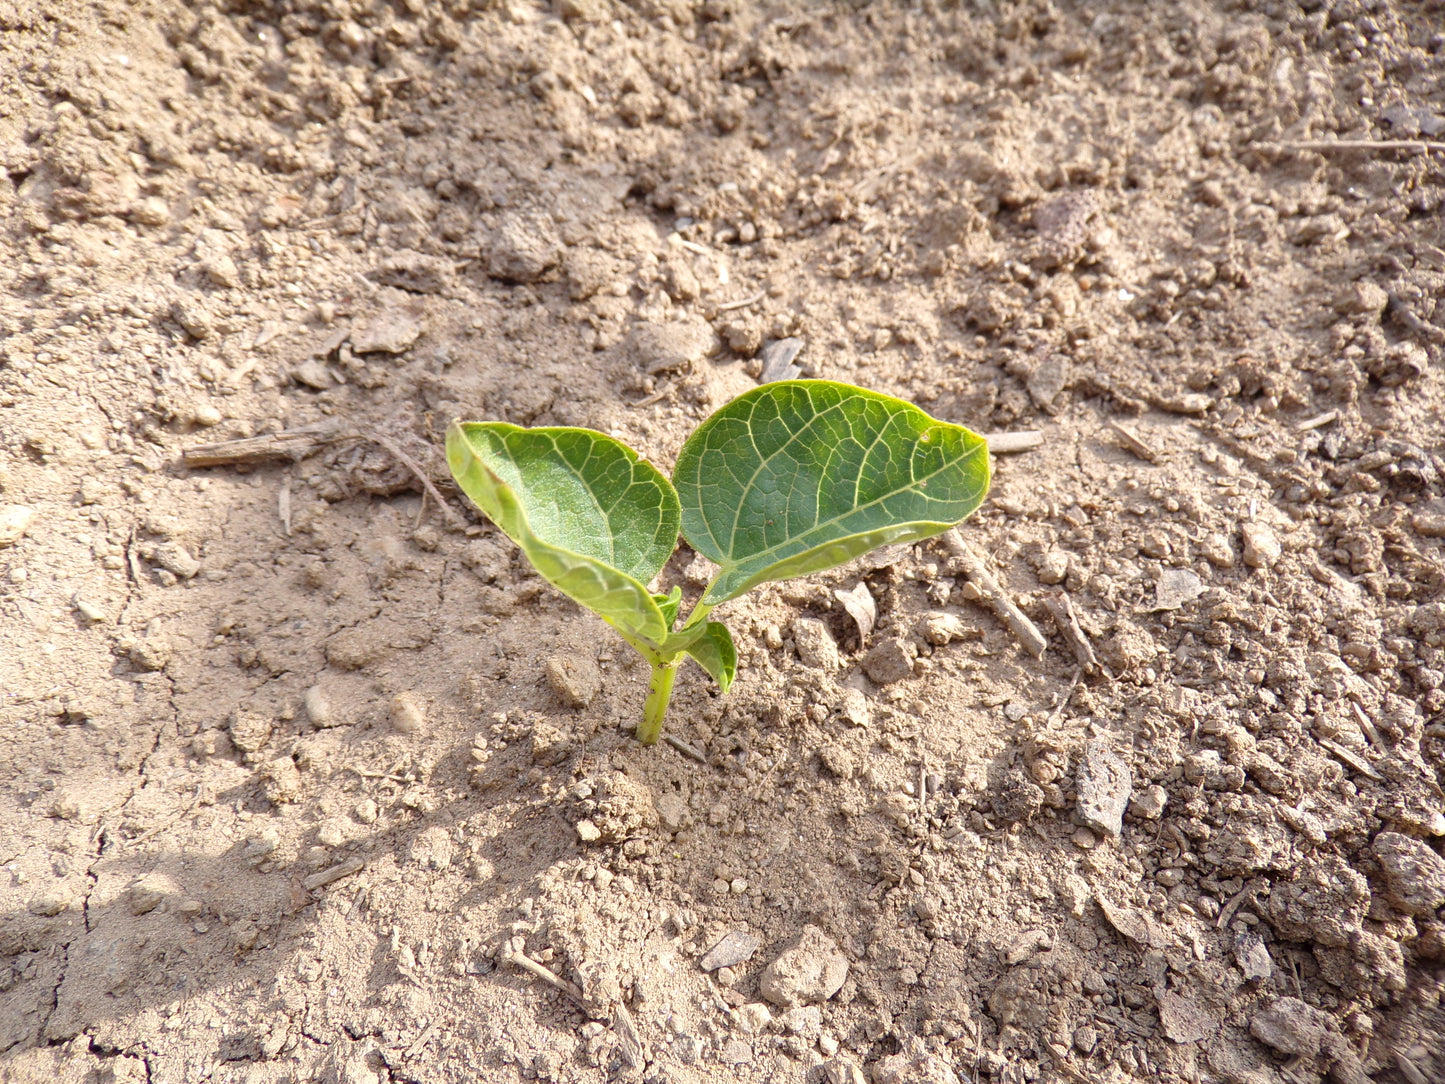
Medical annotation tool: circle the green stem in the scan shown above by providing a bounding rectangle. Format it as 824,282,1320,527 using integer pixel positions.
637,657,680,745
679,600,714,632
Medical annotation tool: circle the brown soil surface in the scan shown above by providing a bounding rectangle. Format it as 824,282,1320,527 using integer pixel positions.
3,1,1445,1082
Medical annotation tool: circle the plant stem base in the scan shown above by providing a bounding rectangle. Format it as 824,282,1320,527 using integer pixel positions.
637,660,680,745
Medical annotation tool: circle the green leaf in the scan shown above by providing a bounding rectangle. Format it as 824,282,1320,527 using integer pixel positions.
446,421,681,649
674,381,991,604
681,621,737,694
653,587,683,630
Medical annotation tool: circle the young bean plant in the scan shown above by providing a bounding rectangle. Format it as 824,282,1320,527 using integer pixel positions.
446,380,991,745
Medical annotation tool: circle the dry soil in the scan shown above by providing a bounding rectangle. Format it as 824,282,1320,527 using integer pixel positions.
2,1,1445,1083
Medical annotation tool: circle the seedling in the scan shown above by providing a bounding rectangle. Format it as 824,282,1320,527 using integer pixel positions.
446,380,991,744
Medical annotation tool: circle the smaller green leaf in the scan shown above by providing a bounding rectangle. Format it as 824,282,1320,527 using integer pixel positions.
681,621,737,694
653,587,683,631
446,421,680,650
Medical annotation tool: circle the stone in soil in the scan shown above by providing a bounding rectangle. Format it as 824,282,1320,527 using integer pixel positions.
758,925,849,1006
792,617,841,670
699,930,761,972
1075,740,1131,838
1234,932,1273,982
1249,997,1331,1058
991,768,1044,825
862,637,916,684
545,654,601,708
1153,568,1204,610
871,1035,963,1084
351,308,424,354
1026,354,1070,414
805,1058,866,1084
486,212,562,283
1372,831,1445,917
305,685,339,728
389,692,426,734
835,687,871,727
1157,990,1217,1044
631,316,717,373
918,612,970,645
1241,522,1282,569
655,791,689,833
0,505,36,547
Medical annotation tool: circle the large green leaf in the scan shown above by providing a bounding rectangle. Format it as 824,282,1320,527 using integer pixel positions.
674,381,991,604
446,421,681,649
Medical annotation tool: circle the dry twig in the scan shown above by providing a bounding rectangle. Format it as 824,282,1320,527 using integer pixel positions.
984,430,1043,455
941,530,1047,658
1257,138,1445,154
715,291,765,312
1041,592,1098,674
1105,421,1159,464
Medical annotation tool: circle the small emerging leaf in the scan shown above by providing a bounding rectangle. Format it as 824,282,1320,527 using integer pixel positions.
653,587,683,630
674,381,991,604
446,421,680,649
680,622,737,694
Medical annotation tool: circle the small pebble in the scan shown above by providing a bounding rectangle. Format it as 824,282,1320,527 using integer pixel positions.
1072,827,1098,849
131,195,171,226
486,212,563,283
576,819,602,843
792,617,841,671
28,894,68,917
1075,740,1132,838
351,309,424,355
1037,548,1070,585
353,798,378,824
292,359,333,390
758,925,848,1006
0,505,35,548
389,692,426,734
631,317,718,374
736,1002,772,1034
1132,784,1168,819
128,876,167,916
700,929,762,971
861,637,916,685
544,654,601,708
1250,997,1331,1058
304,686,338,728
316,820,348,848
1241,522,1282,569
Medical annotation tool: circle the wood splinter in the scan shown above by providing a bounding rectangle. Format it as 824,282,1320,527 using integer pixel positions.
941,529,1047,659
1042,592,1099,675
500,945,642,1069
